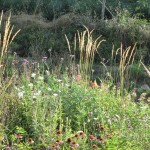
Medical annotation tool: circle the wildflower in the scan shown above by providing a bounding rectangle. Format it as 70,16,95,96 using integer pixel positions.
93,118,98,121
110,130,114,134
34,90,41,96
67,138,72,143
47,87,52,91
47,145,60,150
6,145,11,150
92,144,98,149
42,56,47,59
88,112,93,116
32,95,36,99
97,138,106,143
74,134,80,138
57,79,62,83
90,80,99,88
65,84,70,87
31,73,36,78
48,48,52,52
55,139,63,145
38,76,44,80
28,83,33,87
76,131,86,138
100,126,105,131
60,58,64,62
18,92,24,99
97,125,106,131
45,93,48,96
106,133,112,138
53,93,58,97
75,75,81,82
28,138,34,144
89,135,96,140
45,70,50,75
15,134,23,139
70,141,79,148
56,130,63,135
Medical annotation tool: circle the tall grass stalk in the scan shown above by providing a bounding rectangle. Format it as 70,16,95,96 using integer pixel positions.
0,11,20,89
141,61,150,77
66,26,105,81
0,11,20,133
119,43,137,97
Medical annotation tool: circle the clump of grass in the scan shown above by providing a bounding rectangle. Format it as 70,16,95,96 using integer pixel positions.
119,43,137,95
0,11,20,145
65,26,105,81
0,11,20,91
109,43,137,96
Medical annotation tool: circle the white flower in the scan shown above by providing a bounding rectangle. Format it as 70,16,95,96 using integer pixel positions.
14,86,20,91
87,119,90,122
38,76,44,80
18,91,24,98
20,86,24,89
93,118,98,120
32,95,36,99
65,84,70,87
34,90,41,96
31,73,36,78
45,70,50,75
53,93,58,97
28,83,33,87
57,79,62,83
47,87,52,91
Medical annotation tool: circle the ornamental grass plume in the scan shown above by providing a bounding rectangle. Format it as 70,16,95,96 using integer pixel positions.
65,26,105,82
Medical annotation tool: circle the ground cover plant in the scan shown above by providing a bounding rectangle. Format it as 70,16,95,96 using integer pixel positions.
0,12,150,150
